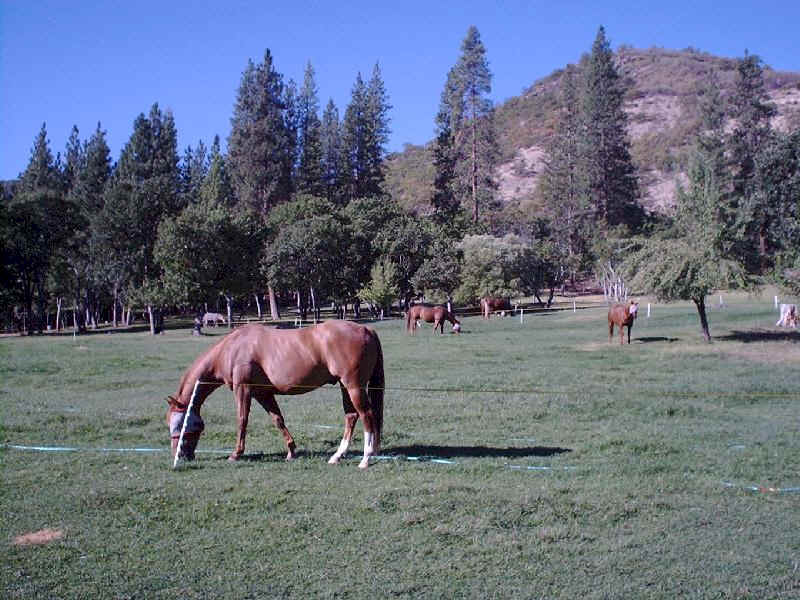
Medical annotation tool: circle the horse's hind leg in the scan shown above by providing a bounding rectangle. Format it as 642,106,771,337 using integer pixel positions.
254,390,297,461
229,384,253,461
609,322,614,344
328,385,359,465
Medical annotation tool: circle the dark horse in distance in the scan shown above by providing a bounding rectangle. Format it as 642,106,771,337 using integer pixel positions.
166,321,384,469
608,300,639,345
405,304,461,334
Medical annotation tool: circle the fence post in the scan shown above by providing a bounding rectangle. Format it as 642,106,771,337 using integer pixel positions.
647,303,651,318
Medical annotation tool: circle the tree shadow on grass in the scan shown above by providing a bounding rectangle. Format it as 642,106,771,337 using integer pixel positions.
635,336,680,343
717,329,800,343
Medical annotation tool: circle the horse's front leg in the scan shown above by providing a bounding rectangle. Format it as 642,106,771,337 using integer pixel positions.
254,391,297,461
626,323,633,344
229,384,252,461
609,322,614,344
329,385,359,464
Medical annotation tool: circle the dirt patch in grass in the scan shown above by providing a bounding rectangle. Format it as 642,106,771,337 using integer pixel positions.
13,528,64,546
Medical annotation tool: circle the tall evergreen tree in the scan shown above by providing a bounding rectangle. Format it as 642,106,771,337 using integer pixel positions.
341,65,391,201
320,99,343,203
295,62,324,196
70,123,112,327
228,50,293,216
579,26,641,230
199,136,234,206
95,104,181,331
727,52,777,270
433,26,497,226
539,65,590,277
180,140,209,205
7,124,67,332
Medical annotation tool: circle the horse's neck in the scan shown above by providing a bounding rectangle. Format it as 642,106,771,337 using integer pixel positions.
180,353,219,406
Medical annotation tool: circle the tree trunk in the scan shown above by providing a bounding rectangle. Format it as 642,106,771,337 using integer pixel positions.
471,113,479,224
268,286,280,320
254,293,262,319
148,305,156,335
55,297,62,332
225,295,233,329
693,296,712,342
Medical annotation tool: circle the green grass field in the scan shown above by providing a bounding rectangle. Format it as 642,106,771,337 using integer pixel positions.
2,295,799,599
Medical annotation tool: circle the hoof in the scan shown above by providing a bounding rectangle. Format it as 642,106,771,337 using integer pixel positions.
328,455,341,465
227,454,241,462
285,452,296,462
358,459,370,469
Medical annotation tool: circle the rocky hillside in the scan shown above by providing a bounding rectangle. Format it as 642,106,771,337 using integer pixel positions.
384,47,800,217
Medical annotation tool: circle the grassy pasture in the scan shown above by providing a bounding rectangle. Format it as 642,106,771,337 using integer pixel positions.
2,295,799,599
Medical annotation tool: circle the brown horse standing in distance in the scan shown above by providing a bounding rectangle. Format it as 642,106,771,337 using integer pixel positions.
166,321,384,469
481,296,512,319
406,304,461,334
608,300,639,345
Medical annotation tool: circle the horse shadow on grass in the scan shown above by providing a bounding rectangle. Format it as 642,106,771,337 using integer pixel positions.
635,336,680,343
217,444,572,463
717,329,799,343
380,444,572,460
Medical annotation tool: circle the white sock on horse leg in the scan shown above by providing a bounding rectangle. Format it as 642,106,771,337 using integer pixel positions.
358,432,375,469
328,437,350,464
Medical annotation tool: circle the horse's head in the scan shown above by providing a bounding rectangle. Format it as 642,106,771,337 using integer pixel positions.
166,395,205,461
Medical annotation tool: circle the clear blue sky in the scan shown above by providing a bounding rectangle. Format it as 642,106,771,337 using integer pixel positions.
2,0,799,181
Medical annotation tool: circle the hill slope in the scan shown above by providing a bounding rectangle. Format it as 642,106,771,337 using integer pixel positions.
384,47,800,217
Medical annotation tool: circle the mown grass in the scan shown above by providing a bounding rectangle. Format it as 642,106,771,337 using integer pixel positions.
2,294,799,599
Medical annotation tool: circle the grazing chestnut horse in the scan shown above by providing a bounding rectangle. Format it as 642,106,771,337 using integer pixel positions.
166,321,384,469
481,296,512,319
608,300,639,345
405,304,461,334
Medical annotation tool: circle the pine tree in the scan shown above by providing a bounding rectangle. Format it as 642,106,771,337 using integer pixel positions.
96,104,181,331
579,26,641,230
340,65,391,202
8,124,66,332
199,136,234,206
728,52,777,270
295,62,324,196
539,65,590,277
433,26,497,226
227,50,293,216
180,140,209,205
320,99,343,204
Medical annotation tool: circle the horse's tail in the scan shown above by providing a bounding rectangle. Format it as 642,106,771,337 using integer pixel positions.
368,333,385,437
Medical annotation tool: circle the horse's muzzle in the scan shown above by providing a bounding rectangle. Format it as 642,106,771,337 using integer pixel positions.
169,410,205,461
171,431,202,460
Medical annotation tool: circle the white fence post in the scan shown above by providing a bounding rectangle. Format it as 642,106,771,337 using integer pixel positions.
647,303,651,318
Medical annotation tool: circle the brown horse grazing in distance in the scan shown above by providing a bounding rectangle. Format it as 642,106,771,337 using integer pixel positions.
166,321,384,469
608,301,639,345
405,304,461,334
481,296,512,319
